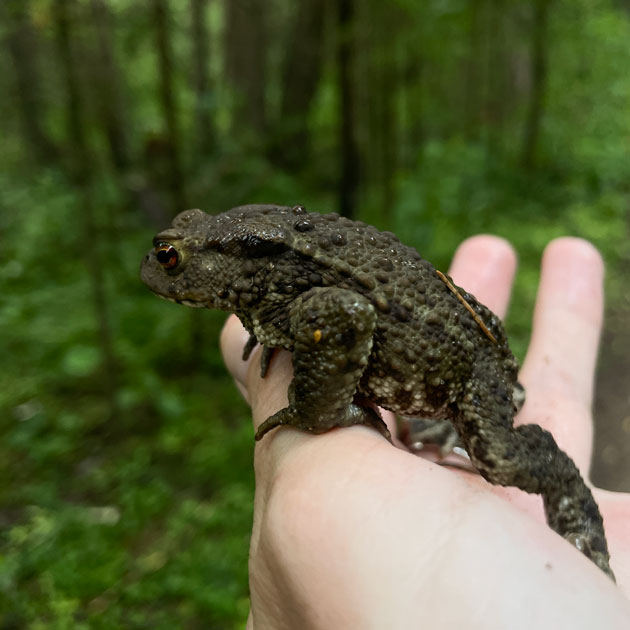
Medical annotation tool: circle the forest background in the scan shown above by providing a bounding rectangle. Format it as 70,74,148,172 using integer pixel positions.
1,0,629,627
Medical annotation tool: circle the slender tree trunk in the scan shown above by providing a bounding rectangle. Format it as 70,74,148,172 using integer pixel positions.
274,0,326,167
89,0,131,173
484,0,505,154
3,0,58,165
359,2,377,194
399,37,424,169
90,0,165,220
356,0,396,219
191,0,214,157
52,0,118,418
53,0,87,177
464,0,482,140
379,64,396,216
224,0,267,137
521,0,550,170
336,0,359,218
151,0,186,210
614,0,630,14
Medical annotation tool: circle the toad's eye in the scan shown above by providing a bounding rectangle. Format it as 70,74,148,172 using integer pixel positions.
155,243,179,269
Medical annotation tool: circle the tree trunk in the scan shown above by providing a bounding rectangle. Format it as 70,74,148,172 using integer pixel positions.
52,0,118,419
190,0,214,157
378,63,396,217
274,0,326,167
359,0,401,219
224,0,267,137
614,0,630,14
3,0,58,165
484,0,505,154
53,0,88,180
89,0,131,173
464,0,482,141
336,0,359,218
521,0,550,170
151,0,187,210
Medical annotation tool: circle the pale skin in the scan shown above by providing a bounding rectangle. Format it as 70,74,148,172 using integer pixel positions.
220,236,630,630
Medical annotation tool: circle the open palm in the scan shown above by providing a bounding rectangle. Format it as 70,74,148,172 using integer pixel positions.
221,236,630,630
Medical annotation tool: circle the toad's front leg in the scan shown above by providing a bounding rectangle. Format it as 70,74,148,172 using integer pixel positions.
255,287,390,442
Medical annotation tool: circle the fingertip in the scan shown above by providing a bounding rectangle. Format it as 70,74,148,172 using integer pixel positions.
539,237,604,328
449,235,518,319
456,234,517,266
543,236,604,268
542,237,604,284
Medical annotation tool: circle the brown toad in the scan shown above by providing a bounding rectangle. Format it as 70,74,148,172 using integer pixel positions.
140,204,614,580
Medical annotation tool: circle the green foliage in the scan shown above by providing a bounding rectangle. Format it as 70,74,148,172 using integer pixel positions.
0,171,255,627
1,0,629,626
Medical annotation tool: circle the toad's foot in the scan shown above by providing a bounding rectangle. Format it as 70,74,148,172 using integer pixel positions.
400,418,464,458
565,533,616,582
255,403,391,442
242,335,276,378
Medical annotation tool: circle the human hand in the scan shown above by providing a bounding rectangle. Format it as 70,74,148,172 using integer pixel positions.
221,236,630,629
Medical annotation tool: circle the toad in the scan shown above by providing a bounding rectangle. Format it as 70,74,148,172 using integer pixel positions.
141,204,614,580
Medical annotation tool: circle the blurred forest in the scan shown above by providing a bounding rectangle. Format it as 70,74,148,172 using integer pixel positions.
1,0,629,626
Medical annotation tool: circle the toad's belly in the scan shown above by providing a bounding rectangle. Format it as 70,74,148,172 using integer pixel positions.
358,364,462,419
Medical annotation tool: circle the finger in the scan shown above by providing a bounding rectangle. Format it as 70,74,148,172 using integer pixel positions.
448,235,517,320
220,315,252,401
519,238,604,472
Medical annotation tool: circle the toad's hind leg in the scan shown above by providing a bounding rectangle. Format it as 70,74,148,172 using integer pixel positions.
455,371,614,580
401,382,525,457
255,287,391,442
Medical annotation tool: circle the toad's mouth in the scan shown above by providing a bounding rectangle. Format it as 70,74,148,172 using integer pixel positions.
153,292,206,308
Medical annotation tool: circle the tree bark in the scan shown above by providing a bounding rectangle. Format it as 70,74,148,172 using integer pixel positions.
89,0,131,173
614,0,630,14
358,0,400,218
191,0,214,157
52,0,118,418
378,60,396,216
53,0,89,181
274,0,326,167
521,0,550,170
336,0,359,218
224,0,267,136
3,0,58,165
151,0,187,210
484,0,506,153
464,0,482,141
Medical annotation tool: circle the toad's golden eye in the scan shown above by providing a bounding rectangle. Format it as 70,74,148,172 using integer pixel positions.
155,243,179,269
